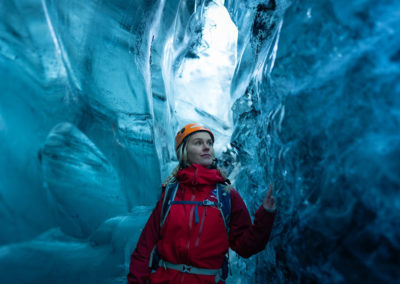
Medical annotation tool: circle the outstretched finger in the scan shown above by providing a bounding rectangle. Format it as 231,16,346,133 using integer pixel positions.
267,184,273,198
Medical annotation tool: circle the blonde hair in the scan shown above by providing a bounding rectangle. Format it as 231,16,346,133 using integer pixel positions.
163,137,231,192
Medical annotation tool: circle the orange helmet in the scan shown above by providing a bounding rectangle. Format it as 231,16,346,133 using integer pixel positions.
175,123,214,150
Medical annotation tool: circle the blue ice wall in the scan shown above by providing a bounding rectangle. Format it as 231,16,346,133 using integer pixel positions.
228,0,400,282
0,0,172,282
0,0,399,283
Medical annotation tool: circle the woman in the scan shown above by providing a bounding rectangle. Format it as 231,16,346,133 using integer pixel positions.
128,123,276,283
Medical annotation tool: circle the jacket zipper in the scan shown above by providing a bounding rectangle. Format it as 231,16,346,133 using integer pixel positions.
182,192,196,282
195,207,207,247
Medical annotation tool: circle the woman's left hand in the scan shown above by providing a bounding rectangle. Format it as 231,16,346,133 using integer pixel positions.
263,185,276,212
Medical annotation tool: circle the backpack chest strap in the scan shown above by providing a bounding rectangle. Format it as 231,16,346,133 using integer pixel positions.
170,200,222,224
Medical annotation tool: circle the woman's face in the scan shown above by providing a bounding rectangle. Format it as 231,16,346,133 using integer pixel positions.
186,131,214,167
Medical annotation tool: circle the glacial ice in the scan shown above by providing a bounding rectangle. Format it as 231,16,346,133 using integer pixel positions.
1,0,399,283
40,122,126,237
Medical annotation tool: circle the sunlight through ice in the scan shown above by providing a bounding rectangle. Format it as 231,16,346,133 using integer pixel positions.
174,0,238,153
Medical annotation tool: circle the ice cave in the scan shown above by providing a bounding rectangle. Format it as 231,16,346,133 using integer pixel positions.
0,0,399,283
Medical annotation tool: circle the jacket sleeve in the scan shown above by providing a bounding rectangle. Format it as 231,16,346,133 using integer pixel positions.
127,195,163,284
228,189,276,258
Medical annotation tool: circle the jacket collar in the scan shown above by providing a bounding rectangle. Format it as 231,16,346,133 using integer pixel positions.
176,164,225,186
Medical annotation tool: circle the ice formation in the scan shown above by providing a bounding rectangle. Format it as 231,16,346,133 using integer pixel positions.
0,0,399,283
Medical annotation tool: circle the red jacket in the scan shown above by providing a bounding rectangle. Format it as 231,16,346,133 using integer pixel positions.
128,164,275,283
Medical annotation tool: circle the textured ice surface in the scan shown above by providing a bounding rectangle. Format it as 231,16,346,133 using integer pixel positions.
228,0,400,283
172,0,237,151
40,122,126,237
1,0,399,283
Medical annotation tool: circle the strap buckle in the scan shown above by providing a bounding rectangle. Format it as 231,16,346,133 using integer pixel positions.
202,199,222,208
182,264,192,273
202,200,214,206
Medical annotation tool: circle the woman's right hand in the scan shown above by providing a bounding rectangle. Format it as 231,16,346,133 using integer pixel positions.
262,185,276,212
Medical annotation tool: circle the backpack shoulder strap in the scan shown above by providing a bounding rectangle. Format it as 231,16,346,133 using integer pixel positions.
216,183,231,235
160,180,179,228
216,183,231,280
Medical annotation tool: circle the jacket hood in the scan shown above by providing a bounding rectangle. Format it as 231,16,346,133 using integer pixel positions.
176,164,225,186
